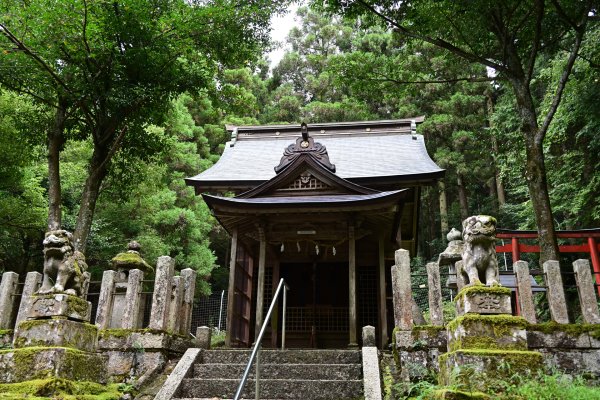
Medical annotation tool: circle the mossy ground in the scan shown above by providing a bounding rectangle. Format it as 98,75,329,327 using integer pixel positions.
0,378,128,399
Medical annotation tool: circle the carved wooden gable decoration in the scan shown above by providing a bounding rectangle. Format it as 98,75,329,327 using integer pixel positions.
238,123,377,199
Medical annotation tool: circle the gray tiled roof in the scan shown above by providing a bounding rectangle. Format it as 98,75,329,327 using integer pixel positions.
187,121,443,189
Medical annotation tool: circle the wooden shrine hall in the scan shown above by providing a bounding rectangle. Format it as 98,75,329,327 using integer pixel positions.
186,119,444,349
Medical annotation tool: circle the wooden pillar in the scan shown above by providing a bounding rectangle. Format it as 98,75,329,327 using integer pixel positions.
378,235,388,349
588,237,600,296
255,225,267,340
225,229,238,347
511,237,520,262
348,223,357,347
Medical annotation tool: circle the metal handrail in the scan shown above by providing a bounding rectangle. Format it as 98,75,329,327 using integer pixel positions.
233,278,289,400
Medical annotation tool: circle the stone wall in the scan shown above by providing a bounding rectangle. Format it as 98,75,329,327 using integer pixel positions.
389,250,600,381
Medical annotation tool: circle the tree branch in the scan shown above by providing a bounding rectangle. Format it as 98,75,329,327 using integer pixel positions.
0,23,73,95
526,0,544,82
355,0,509,74
538,29,585,142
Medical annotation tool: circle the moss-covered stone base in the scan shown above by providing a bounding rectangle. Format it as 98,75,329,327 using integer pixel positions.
0,378,127,399
14,318,98,351
0,347,107,384
439,349,543,391
447,314,528,352
28,294,91,321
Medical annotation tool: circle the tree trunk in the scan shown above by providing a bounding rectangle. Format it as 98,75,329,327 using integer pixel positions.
47,101,67,231
456,173,469,221
511,79,560,263
438,180,449,237
73,145,110,253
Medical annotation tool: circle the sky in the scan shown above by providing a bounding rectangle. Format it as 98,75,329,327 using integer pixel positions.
266,5,301,69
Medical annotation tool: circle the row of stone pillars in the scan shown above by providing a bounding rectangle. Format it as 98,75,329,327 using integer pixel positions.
388,250,600,329
0,255,198,334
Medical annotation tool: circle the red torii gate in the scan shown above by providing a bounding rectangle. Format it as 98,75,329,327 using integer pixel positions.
496,228,600,296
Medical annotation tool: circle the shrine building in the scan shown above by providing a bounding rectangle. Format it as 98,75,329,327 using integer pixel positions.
186,118,444,349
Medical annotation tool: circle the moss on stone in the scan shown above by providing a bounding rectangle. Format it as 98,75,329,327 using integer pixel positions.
454,285,511,303
412,325,445,339
527,322,600,338
0,378,124,399
64,294,89,315
14,319,98,350
0,330,13,336
99,327,185,339
111,252,153,272
447,314,528,334
0,346,105,382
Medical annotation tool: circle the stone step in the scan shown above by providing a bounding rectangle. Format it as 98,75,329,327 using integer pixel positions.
193,363,362,380
200,349,361,365
179,378,363,400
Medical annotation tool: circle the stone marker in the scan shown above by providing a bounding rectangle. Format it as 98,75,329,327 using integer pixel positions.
180,268,197,335
96,270,117,329
122,269,144,329
149,256,175,331
362,325,376,347
455,286,512,315
426,262,443,326
573,259,600,324
543,260,569,324
167,276,183,333
514,260,537,324
0,271,19,329
14,271,42,327
391,249,413,330
195,326,211,349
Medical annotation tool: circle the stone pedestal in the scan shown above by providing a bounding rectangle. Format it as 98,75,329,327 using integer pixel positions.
3,293,107,384
455,285,512,316
441,286,542,392
28,293,92,321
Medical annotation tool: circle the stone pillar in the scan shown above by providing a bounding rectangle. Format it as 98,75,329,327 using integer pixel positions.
95,270,117,329
167,276,183,333
15,271,42,327
255,226,267,340
391,249,412,330
348,224,357,346
0,271,19,329
121,269,144,330
362,326,382,400
180,268,197,335
149,256,175,331
573,259,600,324
225,229,238,347
543,260,569,324
514,261,537,324
195,326,211,349
426,262,443,326
378,235,388,348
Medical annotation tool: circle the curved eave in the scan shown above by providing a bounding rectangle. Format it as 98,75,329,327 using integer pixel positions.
202,190,407,214
186,170,445,194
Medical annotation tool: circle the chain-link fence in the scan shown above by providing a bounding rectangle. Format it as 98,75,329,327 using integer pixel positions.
190,290,228,334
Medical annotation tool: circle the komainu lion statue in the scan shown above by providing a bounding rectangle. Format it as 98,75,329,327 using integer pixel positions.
37,230,88,297
459,215,499,286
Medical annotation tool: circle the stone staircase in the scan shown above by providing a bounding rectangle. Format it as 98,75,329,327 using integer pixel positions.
172,349,364,400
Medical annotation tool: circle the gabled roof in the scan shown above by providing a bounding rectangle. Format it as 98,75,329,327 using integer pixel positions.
186,118,444,192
